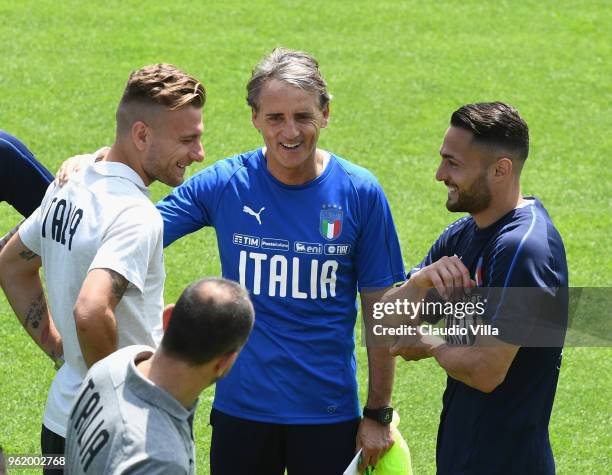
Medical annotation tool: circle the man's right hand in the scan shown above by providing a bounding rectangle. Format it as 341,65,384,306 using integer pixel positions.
409,255,474,300
55,148,108,186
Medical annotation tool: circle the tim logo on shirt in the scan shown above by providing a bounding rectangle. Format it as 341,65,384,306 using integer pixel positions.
320,204,343,241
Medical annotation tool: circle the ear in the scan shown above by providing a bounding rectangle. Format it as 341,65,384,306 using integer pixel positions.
493,157,513,181
251,108,260,132
321,104,330,129
132,121,151,152
162,303,175,332
213,351,239,378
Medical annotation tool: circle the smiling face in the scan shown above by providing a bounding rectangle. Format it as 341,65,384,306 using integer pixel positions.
251,79,329,184
143,105,204,187
436,126,493,214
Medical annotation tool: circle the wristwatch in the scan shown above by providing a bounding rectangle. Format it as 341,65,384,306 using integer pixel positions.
363,406,393,425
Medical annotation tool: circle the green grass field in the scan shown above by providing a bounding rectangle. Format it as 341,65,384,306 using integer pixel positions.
0,1,610,473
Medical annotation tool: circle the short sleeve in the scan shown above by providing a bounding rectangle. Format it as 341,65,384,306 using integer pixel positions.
156,168,220,247
0,132,53,217
410,217,469,278
411,234,445,277
354,181,405,291
89,206,163,293
18,182,58,255
484,230,566,346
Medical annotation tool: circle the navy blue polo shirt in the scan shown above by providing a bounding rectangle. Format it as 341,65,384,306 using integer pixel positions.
0,130,53,217
414,198,568,474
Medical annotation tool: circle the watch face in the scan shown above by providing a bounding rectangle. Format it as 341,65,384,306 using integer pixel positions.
365,406,393,424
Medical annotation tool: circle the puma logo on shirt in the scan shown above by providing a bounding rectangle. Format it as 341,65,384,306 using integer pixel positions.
243,205,265,225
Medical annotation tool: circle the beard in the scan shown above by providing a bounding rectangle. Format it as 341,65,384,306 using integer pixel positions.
445,171,492,214
144,146,183,187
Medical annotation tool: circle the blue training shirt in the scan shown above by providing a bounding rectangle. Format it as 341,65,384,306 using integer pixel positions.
0,131,53,217
414,198,568,475
157,148,406,423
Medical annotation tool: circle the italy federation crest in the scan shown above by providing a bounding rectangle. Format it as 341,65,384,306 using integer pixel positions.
320,205,343,241
474,256,484,287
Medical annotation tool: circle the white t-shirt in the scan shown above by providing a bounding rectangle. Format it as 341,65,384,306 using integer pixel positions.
19,159,165,437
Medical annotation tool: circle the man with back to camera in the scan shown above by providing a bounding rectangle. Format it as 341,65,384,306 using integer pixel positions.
155,48,406,474
64,277,255,475
389,102,568,474
0,63,205,470
0,130,54,251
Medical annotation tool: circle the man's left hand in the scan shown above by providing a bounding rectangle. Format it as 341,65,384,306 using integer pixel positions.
390,327,444,361
390,344,431,361
356,417,394,473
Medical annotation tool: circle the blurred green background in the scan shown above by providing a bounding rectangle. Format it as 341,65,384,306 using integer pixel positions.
0,1,610,473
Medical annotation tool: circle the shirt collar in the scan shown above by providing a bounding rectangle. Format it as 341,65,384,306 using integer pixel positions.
125,351,197,422
91,161,149,195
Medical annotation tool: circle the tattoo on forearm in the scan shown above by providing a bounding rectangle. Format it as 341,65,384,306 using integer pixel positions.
18,249,38,261
105,269,128,302
24,292,47,330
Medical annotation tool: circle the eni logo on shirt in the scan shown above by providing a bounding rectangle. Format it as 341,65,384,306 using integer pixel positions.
41,197,84,251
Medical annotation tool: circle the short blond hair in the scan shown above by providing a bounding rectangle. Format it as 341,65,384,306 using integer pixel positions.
120,63,205,110
116,64,205,133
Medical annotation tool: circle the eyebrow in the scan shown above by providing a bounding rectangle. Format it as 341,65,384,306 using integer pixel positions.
181,133,201,140
440,151,461,162
265,111,315,119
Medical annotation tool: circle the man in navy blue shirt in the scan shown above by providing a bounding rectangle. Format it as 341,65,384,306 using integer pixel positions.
0,130,53,251
389,102,567,474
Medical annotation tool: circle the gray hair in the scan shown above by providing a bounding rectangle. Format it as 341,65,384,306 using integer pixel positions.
246,47,332,111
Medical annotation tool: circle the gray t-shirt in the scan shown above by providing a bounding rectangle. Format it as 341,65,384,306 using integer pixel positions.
65,345,197,475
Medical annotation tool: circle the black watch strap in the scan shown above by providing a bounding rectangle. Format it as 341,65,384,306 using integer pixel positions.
363,406,393,425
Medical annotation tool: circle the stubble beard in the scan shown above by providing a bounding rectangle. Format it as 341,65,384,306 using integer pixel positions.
446,171,492,214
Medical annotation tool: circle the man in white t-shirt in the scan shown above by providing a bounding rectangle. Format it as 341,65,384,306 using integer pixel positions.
0,63,205,472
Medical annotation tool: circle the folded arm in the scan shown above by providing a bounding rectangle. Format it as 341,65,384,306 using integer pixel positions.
429,334,518,392
389,258,518,392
